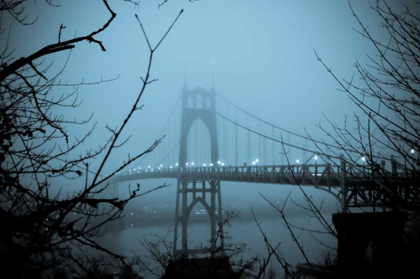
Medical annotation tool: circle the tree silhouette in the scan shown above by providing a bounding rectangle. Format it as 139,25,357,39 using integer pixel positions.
0,1,182,278
256,1,419,277
312,1,419,276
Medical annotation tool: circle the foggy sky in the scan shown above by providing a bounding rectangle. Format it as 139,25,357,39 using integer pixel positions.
5,0,417,204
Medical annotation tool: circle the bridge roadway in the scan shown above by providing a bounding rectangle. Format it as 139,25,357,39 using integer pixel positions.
108,164,416,210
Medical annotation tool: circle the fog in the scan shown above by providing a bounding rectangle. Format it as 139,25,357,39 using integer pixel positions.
4,0,417,276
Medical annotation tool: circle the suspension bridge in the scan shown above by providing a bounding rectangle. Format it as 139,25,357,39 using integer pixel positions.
106,70,417,255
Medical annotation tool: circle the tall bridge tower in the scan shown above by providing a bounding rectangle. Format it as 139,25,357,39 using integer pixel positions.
173,79,224,255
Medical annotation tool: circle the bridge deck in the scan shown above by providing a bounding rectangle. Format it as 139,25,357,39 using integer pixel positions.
110,164,407,186
108,164,416,209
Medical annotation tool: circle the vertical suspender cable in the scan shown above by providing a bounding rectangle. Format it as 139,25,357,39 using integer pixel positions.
281,127,284,165
263,132,266,164
247,113,251,165
272,125,275,165
226,104,229,164
258,120,261,160
195,119,198,165
223,103,226,162
235,107,238,166
217,96,221,162
288,132,291,163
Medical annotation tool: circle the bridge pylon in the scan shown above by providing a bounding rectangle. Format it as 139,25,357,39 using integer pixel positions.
173,83,224,256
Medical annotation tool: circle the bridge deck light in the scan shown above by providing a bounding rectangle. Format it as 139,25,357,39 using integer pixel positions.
148,166,151,168
296,159,299,163
192,162,195,166
314,156,318,160
217,161,221,164
221,163,225,166
255,159,259,163
203,163,206,166
252,161,256,165
411,149,415,154
361,157,366,161
186,163,189,166
210,163,213,166
160,164,163,167
170,166,173,168
176,163,179,166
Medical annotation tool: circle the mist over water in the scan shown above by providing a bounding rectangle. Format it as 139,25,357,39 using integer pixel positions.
99,213,336,278
97,180,338,277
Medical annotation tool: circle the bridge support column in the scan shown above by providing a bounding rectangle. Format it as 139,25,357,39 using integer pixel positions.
173,178,223,256
332,211,408,278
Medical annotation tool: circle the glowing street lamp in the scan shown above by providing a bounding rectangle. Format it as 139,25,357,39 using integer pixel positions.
210,163,214,166
192,162,195,166
361,157,366,171
217,161,221,165
411,149,415,154
221,163,225,166
203,163,206,167
176,163,179,166
296,159,299,164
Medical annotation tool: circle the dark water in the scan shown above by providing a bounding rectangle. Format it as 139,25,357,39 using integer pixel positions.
99,215,336,278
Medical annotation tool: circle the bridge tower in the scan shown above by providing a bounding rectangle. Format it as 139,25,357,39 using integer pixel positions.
173,76,224,255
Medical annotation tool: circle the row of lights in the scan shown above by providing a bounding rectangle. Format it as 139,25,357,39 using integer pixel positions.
122,161,228,174
185,160,226,167
122,157,297,174
118,149,417,175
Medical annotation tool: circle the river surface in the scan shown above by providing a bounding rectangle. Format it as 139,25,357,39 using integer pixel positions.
99,214,336,278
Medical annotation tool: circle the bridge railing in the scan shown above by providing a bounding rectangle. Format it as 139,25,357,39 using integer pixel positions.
115,161,412,185
111,162,416,210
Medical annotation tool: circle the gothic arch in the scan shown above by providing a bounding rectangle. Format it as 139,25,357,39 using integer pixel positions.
186,197,212,220
187,118,211,163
